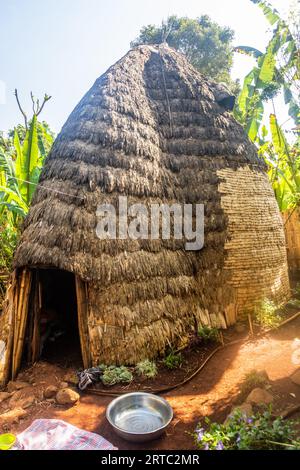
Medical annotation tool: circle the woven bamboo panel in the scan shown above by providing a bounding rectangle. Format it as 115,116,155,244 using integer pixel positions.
282,209,300,273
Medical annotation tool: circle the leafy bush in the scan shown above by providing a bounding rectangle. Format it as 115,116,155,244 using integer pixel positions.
135,360,158,378
163,351,183,369
101,365,133,386
198,326,219,343
192,408,299,450
255,298,281,329
287,298,300,309
240,370,268,395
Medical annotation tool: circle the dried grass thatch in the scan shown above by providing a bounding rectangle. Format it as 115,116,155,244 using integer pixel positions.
0,45,290,377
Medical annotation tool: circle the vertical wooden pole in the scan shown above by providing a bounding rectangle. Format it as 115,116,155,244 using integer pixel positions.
248,313,254,336
75,275,91,369
12,268,32,378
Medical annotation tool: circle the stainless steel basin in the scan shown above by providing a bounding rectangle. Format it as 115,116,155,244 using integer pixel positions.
106,392,173,442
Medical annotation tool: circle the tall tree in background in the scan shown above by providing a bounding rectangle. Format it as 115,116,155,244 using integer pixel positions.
131,15,238,92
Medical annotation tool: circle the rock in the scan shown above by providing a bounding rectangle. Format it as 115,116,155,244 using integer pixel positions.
246,387,273,405
7,381,30,393
290,369,300,386
0,392,11,404
20,395,35,409
59,382,68,389
0,408,27,426
64,372,78,385
225,403,253,423
8,390,23,407
46,398,56,404
9,392,35,409
56,388,80,405
44,385,58,399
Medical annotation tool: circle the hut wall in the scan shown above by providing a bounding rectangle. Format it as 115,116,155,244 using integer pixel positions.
282,208,300,274
218,166,290,314
86,279,230,365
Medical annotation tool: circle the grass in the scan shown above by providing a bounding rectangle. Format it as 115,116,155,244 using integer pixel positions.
197,326,219,343
101,365,133,386
255,298,281,329
163,351,183,369
135,360,158,378
240,369,269,396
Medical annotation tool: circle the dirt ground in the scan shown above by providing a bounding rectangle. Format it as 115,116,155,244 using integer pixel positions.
1,315,300,450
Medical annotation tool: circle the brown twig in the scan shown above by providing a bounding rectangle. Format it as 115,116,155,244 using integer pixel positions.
14,89,28,130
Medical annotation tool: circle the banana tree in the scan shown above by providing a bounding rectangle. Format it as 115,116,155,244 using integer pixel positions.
0,91,52,220
258,114,300,211
234,0,300,143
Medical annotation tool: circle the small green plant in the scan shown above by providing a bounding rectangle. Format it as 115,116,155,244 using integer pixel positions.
101,365,133,386
163,351,183,369
240,370,268,396
192,408,299,450
255,298,281,329
135,360,158,378
197,326,219,343
294,283,300,296
287,298,300,309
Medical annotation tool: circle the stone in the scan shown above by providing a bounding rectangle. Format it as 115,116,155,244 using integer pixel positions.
7,381,30,393
0,408,27,426
225,403,253,423
44,385,58,399
9,392,35,409
56,388,80,405
19,395,35,409
246,387,273,405
8,390,23,407
0,392,11,404
290,369,300,386
59,382,68,389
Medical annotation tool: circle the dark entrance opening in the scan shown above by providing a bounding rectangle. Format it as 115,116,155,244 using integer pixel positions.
25,268,82,369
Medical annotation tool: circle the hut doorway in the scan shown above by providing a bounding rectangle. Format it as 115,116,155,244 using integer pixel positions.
20,268,85,371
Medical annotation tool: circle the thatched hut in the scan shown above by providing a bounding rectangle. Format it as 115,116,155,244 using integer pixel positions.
0,45,290,385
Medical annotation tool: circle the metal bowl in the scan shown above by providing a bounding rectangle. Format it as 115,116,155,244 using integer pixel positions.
106,392,173,442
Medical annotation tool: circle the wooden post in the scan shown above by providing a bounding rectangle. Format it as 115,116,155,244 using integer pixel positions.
75,275,91,369
248,313,254,336
12,268,32,378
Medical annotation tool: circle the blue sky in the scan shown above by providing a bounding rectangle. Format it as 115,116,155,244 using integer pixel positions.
0,0,293,134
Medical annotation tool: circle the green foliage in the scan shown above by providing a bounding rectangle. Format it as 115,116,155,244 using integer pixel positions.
135,360,158,378
235,0,300,141
163,351,183,369
197,326,219,343
0,92,54,289
131,15,238,90
101,365,133,386
192,408,299,450
255,298,281,328
259,114,300,212
234,1,300,213
240,370,269,395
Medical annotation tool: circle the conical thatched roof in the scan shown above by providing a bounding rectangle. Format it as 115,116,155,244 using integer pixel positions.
11,45,289,364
